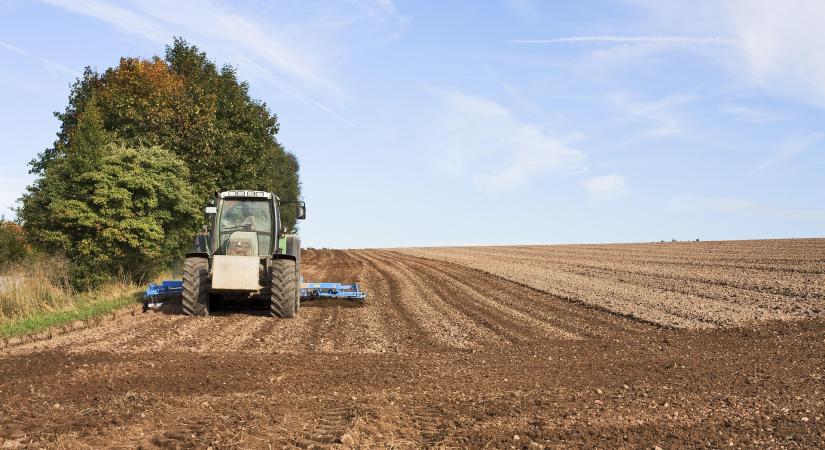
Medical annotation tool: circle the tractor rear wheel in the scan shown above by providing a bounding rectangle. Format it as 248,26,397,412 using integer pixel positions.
182,257,209,316
270,259,297,318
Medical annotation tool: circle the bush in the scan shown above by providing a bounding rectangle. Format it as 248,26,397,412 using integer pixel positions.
0,221,29,269
21,139,201,289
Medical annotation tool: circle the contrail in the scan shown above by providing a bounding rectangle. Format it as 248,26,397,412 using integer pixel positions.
312,101,357,129
508,35,733,45
0,40,29,55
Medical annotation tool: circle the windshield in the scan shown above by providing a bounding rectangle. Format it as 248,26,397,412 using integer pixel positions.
218,199,273,255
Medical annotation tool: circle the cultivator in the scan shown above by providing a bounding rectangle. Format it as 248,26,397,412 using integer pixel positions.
300,281,366,302
144,280,184,310
144,279,365,310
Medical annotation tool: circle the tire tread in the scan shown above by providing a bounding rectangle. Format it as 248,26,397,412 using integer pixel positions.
270,259,297,318
182,257,209,316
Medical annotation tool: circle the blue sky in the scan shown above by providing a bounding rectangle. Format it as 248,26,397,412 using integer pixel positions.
1,0,824,248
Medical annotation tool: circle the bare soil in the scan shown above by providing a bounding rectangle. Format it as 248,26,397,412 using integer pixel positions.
398,239,825,328
1,242,824,448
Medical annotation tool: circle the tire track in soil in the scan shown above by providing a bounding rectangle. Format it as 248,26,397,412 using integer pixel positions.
301,249,349,353
405,241,825,324
507,246,824,302
378,250,649,340
195,314,263,352
346,251,449,353
397,247,725,329
368,250,570,344
302,250,397,354
355,250,483,350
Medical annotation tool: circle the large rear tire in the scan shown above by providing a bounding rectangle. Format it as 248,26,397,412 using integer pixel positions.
270,259,297,318
182,257,209,316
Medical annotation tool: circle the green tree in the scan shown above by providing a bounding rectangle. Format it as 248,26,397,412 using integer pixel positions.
30,38,301,230
22,100,199,287
163,39,301,227
21,38,302,287
21,144,200,288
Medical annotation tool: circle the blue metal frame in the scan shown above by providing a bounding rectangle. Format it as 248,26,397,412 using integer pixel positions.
144,280,183,310
300,282,366,301
143,278,365,309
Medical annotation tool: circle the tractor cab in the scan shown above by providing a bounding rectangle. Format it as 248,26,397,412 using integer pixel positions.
212,192,279,257
198,191,305,257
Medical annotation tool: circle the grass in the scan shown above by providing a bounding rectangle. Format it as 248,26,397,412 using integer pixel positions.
0,255,143,339
0,293,139,338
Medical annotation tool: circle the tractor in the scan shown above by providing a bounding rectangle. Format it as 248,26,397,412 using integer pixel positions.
182,190,306,318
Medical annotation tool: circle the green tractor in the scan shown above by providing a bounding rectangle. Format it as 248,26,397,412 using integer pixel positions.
183,190,306,318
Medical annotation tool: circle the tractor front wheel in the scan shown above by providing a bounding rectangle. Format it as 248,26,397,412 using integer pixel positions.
270,259,297,318
182,257,209,316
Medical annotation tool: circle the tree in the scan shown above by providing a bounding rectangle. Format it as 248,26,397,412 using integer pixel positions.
21,148,200,289
163,39,301,226
21,38,301,287
30,38,301,230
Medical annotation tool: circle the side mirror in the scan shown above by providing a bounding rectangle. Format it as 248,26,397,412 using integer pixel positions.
296,202,306,220
204,206,217,215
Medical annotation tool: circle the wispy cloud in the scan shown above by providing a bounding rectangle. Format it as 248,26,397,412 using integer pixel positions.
508,35,733,45
312,101,356,128
721,104,781,123
430,88,586,192
40,58,81,78
352,0,408,45
42,0,406,127
668,194,825,222
43,0,328,89
505,0,539,22
0,39,78,80
725,0,825,107
751,132,824,174
0,40,28,55
582,174,630,201
609,93,693,141
631,1,825,109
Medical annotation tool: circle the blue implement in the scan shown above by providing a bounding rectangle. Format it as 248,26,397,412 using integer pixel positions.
300,281,366,301
144,280,183,310
142,278,366,309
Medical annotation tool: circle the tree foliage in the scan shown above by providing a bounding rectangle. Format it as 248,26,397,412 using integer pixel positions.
0,220,29,270
21,102,200,288
30,38,300,226
21,38,301,286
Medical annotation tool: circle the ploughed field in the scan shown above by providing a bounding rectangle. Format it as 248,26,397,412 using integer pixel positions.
397,239,825,329
1,240,824,448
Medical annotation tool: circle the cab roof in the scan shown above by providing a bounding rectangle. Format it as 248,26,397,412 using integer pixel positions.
218,190,278,200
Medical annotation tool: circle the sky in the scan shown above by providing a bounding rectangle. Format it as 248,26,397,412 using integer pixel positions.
1,0,824,248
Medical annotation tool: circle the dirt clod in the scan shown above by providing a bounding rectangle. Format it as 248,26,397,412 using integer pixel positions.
340,433,354,445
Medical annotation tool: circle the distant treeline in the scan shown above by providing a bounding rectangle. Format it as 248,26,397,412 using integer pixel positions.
16,38,300,289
